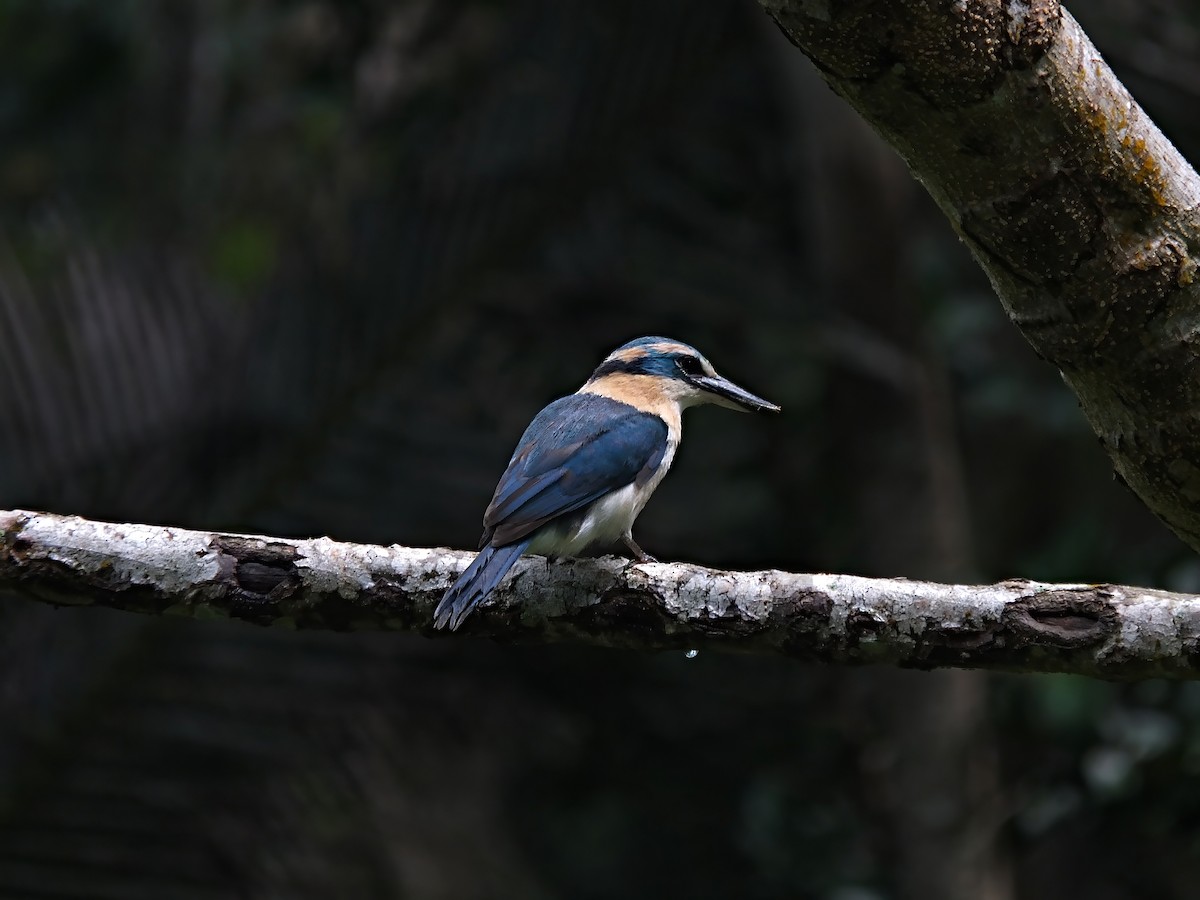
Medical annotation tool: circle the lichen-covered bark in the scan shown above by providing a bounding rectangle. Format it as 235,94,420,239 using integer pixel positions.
761,0,1200,550
5,510,1200,679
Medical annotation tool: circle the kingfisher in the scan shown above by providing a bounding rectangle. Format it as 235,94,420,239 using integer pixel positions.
434,336,780,630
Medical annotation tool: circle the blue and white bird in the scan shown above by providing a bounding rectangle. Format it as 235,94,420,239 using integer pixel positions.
434,336,779,630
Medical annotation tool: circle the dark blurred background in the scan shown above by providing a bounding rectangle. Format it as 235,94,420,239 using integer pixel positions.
2,1,1200,898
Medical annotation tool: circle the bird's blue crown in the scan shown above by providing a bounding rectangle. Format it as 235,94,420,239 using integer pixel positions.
589,336,704,381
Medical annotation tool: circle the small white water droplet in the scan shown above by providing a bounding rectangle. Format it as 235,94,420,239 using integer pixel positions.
684,649,699,659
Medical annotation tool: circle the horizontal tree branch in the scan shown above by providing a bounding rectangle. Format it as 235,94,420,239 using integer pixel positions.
3,509,1199,679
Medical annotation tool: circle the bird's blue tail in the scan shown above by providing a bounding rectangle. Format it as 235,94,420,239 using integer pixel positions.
434,540,531,630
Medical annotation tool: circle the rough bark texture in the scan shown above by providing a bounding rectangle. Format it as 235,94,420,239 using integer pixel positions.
5,509,1200,679
761,0,1200,551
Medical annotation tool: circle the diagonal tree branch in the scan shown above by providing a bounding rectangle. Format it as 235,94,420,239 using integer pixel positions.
3,509,1200,679
760,0,1200,552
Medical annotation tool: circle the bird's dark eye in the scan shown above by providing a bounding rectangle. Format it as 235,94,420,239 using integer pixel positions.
676,356,704,377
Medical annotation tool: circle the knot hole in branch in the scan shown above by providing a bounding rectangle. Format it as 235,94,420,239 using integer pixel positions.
1002,590,1117,648
209,535,302,619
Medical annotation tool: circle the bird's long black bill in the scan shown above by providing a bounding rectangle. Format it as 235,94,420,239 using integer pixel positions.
694,374,780,413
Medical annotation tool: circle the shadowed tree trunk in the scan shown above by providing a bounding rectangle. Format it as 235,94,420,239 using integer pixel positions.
787,57,1013,898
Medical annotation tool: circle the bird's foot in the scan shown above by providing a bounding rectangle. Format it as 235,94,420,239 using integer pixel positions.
623,534,658,564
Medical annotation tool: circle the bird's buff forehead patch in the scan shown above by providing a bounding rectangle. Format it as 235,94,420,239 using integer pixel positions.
606,341,694,363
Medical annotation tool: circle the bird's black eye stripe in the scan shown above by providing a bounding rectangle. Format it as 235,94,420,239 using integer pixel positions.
676,356,703,377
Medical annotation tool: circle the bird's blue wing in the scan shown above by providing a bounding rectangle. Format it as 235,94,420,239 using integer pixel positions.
482,394,668,546
436,395,667,630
